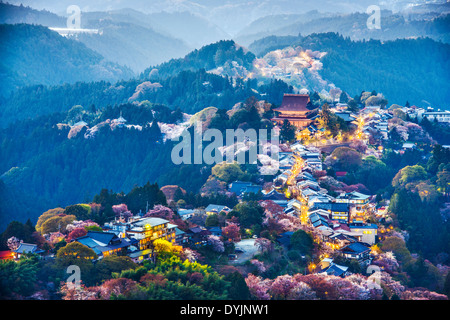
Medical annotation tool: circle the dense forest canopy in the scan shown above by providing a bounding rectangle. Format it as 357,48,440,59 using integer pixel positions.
249,32,450,109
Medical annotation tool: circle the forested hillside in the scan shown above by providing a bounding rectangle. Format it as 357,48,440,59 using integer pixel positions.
0,23,134,98
0,40,293,127
249,32,450,108
236,11,450,46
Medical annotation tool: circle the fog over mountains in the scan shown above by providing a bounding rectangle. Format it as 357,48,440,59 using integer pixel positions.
6,0,449,36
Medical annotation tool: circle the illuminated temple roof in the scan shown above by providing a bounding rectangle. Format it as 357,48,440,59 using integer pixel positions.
273,94,311,113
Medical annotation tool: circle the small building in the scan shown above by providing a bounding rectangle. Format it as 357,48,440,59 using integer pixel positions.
340,242,372,265
178,209,196,221
204,204,231,216
207,226,222,237
320,260,349,277
349,222,378,245
311,202,350,222
170,225,188,245
229,181,263,197
336,191,371,221
13,243,45,259
186,226,211,246
75,231,132,258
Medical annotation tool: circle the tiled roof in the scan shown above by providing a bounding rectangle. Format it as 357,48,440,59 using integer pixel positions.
273,94,310,112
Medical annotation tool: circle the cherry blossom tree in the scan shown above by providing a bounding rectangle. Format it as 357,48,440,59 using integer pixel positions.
287,281,317,300
181,248,199,263
112,203,128,216
250,259,266,274
144,205,175,220
59,281,100,300
66,227,88,242
245,274,271,300
401,289,448,300
7,236,22,251
222,223,241,242
268,274,297,300
65,220,100,232
254,238,273,253
207,235,225,253
96,278,139,300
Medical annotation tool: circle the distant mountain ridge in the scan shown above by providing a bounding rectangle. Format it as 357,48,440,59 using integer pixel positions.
235,10,450,46
0,23,134,98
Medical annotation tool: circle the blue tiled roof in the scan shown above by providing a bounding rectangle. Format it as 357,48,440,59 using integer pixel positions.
341,242,370,254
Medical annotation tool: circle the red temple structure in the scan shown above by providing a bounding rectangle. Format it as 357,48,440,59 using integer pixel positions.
272,94,316,128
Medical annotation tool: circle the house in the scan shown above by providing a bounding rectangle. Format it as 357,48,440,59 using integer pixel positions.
204,204,231,216
271,94,317,129
178,209,196,220
12,243,45,259
107,216,178,263
113,112,127,128
349,222,378,245
336,191,371,221
75,231,132,258
322,263,349,277
319,259,349,277
340,242,372,265
186,226,211,246
309,212,330,229
229,181,263,197
308,194,334,208
171,225,188,245
311,202,350,222
334,111,357,123
207,226,222,237
417,110,450,123
402,142,416,151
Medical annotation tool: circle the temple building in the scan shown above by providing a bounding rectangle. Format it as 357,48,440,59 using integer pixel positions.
272,94,317,129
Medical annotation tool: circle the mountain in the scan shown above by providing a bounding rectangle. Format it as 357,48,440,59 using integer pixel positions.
146,11,231,48
5,0,428,36
0,4,193,73
0,2,65,26
142,40,256,79
235,10,450,46
0,23,134,97
249,32,450,109
75,19,191,73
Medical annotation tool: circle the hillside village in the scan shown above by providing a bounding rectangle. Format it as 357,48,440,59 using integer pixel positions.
1,92,449,301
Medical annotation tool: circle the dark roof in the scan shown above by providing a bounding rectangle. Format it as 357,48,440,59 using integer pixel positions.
341,242,371,254
273,94,310,112
85,231,117,244
277,231,294,246
76,231,130,255
309,212,329,228
205,204,229,213
263,189,286,201
14,243,42,254
311,202,349,212
322,263,348,277
207,226,222,234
